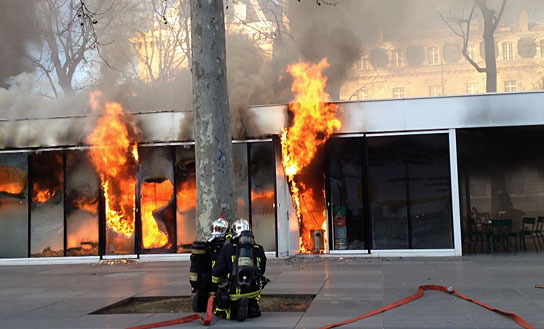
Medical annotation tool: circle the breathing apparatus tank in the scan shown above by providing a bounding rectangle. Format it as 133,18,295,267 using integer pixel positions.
233,230,258,290
189,218,229,312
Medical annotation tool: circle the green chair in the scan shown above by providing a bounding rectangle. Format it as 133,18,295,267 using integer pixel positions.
465,217,486,253
488,219,516,254
518,217,538,253
535,217,544,250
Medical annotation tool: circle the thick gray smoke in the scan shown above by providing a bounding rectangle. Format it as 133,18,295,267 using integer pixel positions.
0,73,96,148
0,1,37,87
2,0,544,146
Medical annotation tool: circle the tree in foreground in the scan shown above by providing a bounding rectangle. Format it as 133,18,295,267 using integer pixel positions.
190,0,236,239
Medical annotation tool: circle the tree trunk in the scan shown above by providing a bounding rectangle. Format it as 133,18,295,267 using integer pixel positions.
478,1,498,93
190,0,236,240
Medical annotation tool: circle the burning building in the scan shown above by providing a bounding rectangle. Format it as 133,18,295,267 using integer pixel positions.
2,88,544,259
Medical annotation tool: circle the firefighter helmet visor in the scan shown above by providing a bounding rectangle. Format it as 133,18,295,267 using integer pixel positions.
232,218,250,237
211,218,229,237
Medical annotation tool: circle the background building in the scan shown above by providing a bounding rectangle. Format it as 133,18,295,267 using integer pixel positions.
341,9,544,100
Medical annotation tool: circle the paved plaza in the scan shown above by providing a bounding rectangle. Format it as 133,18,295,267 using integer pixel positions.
0,254,543,329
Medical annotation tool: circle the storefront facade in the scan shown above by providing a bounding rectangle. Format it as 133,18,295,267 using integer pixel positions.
1,91,544,261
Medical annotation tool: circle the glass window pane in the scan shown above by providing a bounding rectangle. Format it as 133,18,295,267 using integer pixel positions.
175,145,196,253
139,147,176,253
30,152,64,257
328,137,366,250
368,136,409,249
458,126,544,253
249,142,276,251
406,134,453,249
0,153,29,258
233,144,249,221
66,151,99,256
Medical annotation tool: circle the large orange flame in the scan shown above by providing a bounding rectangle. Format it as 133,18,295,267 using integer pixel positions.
87,93,138,238
141,180,172,249
280,59,341,253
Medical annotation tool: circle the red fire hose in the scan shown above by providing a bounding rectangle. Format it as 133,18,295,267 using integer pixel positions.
318,285,535,329
126,296,214,329
125,285,535,329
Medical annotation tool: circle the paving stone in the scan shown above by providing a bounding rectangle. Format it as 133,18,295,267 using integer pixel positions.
0,255,542,329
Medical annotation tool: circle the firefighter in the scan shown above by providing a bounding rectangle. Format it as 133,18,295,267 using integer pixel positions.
189,217,229,312
212,218,267,322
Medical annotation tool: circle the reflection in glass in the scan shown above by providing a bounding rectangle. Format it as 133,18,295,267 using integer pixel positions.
458,127,544,253
368,134,453,249
176,145,196,253
140,147,175,253
406,134,452,249
249,142,276,251
30,152,64,257
66,151,99,256
328,138,366,250
233,144,250,221
0,153,29,258
368,137,409,249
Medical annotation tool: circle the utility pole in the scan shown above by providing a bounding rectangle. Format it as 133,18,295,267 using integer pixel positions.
190,0,236,239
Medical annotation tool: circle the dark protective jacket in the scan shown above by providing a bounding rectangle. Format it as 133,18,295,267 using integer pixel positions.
211,239,266,300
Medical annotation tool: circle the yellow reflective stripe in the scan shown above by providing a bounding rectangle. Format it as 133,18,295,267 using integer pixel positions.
212,276,223,284
215,308,231,320
229,289,262,301
189,272,198,281
211,260,216,268
231,255,236,263
256,257,261,270
253,245,259,248
209,291,216,296
191,249,206,254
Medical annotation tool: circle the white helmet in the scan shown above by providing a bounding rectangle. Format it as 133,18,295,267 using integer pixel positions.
232,218,250,237
211,218,229,238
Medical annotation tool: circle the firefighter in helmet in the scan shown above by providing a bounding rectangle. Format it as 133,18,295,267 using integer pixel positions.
212,218,267,322
189,217,230,312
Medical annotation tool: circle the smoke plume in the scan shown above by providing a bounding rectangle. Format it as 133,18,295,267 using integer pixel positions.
0,1,37,87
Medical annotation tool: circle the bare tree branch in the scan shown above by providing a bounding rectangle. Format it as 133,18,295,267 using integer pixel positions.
492,0,507,30
440,2,486,73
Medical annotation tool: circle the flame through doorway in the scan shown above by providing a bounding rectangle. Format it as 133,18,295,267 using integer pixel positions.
280,59,342,253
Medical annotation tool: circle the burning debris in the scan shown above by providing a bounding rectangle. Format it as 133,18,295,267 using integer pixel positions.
280,59,341,253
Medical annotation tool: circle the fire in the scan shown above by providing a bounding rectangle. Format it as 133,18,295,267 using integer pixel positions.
251,189,275,212
280,59,341,253
87,94,138,238
32,189,56,203
0,166,27,195
298,184,328,253
176,178,196,213
141,180,172,249
69,196,98,215
251,190,275,201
